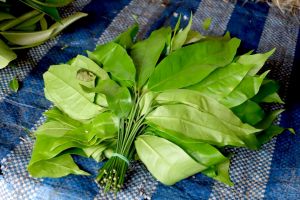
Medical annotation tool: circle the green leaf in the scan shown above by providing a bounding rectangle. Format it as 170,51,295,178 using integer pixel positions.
0,38,17,68
146,127,227,166
89,112,119,139
261,92,284,103
171,15,192,51
146,104,260,148
0,10,40,31
256,125,284,146
44,64,104,121
184,30,205,45
202,17,211,30
237,48,275,75
20,0,61,21
1,12,87,46
28,154,89,178
39,16,47,30
70,55,109,80
252,79,282,103
135,135,206,185
114,23,138,49
255,109,284,130
87,42,136,87
155,89,258,132
232,100,265,125
139,91,157,116
82,79,132,118
29,0,74,7
187,63,254,100
202,159,233,186
131,27,171,88
220,71,269,108
1,28,54,45
147,38,241,91
44,107,83,128
48,12,87,37
0,11,15,21
9,76,19,92
14,13,44,30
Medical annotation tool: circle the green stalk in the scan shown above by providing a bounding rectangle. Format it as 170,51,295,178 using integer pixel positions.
96,89,146,192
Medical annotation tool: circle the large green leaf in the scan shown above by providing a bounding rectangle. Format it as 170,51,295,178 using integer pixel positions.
145,127,227,166
147,38,241,91
135,135,206,185
155,89,258,132
220,71,269,108
0,38,16,68
87,42,136,87
44,64,104,121
131,27,171,88
146,104,260,148
28,154,89,178
187,63,254,100
237,48,275,75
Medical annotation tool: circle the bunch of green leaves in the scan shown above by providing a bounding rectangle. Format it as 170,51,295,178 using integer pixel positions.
28,17,292,192
0,0,87,69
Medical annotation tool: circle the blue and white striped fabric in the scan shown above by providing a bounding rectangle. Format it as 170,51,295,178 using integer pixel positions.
0,0,299,199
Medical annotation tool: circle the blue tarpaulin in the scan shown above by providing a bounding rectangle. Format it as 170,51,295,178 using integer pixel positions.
0,0,299,199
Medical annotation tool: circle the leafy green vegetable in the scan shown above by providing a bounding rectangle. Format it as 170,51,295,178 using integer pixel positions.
28,17,290,193
9,76,19,92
